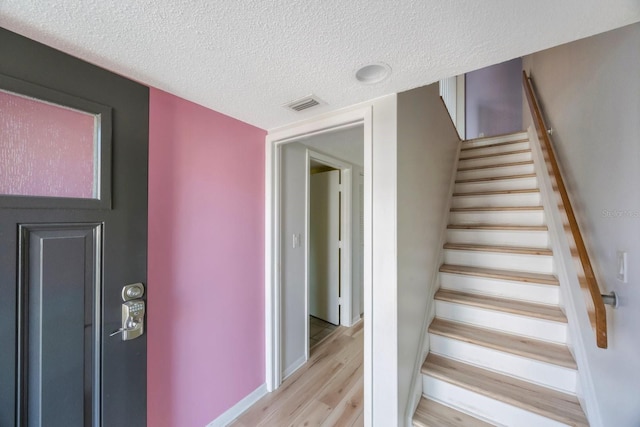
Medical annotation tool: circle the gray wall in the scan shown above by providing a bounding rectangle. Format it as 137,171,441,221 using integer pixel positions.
352,166,364,321
281,142,307,374
396,84,459,424
466,58,523,139
523,22,640,426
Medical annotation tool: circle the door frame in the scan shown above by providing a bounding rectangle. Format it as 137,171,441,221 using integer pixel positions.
266,95,400,426
305,149,353,361
265,106,372,395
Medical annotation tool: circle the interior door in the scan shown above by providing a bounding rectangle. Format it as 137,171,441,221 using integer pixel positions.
0,28,148,426
309,170,340,325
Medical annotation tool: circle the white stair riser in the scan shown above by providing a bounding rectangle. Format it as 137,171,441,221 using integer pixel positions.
457,163,535,181
460,141,531,159
463,132,529,149
455,176,538,193
439,273,560,305
434,301,567,344
446,229,549,248
451,192,541,208
449,210,545,226
458,151,532,169
429,334,577,393
444,250,554,274
422,376,569,427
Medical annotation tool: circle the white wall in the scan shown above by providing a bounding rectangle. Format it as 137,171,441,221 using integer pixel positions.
522,22,640,426
396,84,460,424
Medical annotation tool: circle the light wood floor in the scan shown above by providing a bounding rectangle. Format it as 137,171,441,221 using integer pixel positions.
230,320,364,427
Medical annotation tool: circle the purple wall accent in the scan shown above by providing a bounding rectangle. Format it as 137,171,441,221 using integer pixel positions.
148,88,266,427
0,90,95,198
465,58,523,139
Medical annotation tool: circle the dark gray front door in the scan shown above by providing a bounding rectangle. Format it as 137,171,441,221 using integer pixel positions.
0,28,149,426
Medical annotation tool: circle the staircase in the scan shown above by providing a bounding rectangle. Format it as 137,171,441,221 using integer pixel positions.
412,132,589,426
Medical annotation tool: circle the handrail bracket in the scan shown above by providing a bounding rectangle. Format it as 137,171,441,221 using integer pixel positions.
601,292,618,309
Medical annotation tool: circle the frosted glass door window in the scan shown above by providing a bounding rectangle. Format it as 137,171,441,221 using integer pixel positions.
0,89,98,198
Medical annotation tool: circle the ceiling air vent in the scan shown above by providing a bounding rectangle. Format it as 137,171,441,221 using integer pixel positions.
284,95,325,112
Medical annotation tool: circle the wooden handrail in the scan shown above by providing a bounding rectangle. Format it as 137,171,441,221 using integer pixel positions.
522,71,608,349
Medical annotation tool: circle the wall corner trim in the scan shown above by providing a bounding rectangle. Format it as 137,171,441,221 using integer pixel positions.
206,383,268,427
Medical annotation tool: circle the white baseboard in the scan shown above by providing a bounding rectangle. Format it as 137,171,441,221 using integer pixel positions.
206,383,268,427
283,354,306,380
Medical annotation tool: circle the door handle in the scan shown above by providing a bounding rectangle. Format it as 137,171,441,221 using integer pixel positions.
111,284,145,341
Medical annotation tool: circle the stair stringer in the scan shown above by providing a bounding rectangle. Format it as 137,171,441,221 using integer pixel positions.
526,125,603,427
404,137,463,426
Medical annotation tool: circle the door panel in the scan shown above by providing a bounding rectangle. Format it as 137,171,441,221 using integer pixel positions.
0,27,148,427
309,170,340,325
20,224,101,427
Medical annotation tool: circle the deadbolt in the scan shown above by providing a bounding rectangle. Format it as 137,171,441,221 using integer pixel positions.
122,282,145,301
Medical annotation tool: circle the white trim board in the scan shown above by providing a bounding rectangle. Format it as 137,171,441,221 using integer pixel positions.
206,384,268,427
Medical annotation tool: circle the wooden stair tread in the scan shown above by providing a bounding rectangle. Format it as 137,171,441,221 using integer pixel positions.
421,354,588,426
458,160,533,172
413,397,492,427
429,318,575,369
455,173,536,184
434,289,566,323
450,206,543,212
463,131,528,144
460,138,529,151
447,224,547,231
443,243,553,256
459,149,531,161
439,264,559,286
453,189,539,197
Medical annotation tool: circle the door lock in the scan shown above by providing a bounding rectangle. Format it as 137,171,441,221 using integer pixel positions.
122,282,145,301
111,283,145,341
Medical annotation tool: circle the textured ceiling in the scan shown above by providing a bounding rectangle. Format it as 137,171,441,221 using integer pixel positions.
1,1,639,130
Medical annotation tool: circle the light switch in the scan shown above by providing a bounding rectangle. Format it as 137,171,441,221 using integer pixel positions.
616,251,628,283
292,233,300,248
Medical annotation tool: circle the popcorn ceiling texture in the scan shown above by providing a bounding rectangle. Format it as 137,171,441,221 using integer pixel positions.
1,1,638,129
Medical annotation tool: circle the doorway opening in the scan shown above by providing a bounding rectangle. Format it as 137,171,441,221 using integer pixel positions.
305,139,365,355
276,123,365,378
308,160,340,352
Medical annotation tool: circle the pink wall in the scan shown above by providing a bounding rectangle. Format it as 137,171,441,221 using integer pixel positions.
148,88,266,426
0,90,95,198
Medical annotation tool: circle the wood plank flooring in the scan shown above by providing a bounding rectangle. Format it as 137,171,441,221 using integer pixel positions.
230,320,364,427
422,354,588,426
